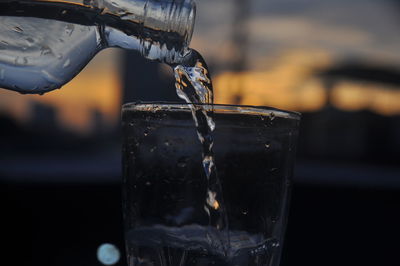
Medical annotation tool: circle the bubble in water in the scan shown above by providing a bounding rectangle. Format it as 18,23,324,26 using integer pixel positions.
265,142,270,149
177,157,188,168
177,162,186,168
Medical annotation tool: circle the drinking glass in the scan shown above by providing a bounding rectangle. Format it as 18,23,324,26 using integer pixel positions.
122,102,300,266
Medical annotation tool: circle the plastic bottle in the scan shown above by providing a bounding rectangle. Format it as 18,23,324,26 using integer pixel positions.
0,0,196,93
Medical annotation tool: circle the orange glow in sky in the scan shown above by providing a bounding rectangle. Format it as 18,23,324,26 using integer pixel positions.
0,49,122,133
214,50,400,116
214,50,331,112
1,48,400,134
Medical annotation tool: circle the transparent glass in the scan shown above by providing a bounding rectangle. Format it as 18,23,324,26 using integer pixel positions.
122,102,300,266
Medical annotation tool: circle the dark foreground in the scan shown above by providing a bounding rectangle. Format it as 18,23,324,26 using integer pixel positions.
2,178,399,266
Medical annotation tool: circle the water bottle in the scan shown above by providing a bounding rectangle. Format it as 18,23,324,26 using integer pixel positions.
0,0,196,94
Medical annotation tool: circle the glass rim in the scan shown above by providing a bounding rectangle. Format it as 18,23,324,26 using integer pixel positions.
122,101,301,120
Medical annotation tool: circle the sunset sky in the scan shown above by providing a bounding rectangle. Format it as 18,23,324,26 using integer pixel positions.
0,49,122,133
1,0,400,133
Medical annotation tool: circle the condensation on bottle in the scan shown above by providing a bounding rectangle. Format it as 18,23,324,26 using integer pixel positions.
0,0,196,94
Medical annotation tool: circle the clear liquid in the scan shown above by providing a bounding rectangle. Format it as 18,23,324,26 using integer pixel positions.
0,1,193,93
126,225,278,266
173,50,229,250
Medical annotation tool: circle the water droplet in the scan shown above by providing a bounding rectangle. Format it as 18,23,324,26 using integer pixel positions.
40,46,53,56
269,112,275,121
143,130,149,136
177,157,188,168
63,59,70,68
14,56,28,65
272,242,280,247
265,142,270,149
242,210,248,215
177,162,186,168
164,140,170,146
25,37,34,45
13,26,23,33
61,10,67,15
65,24,74,36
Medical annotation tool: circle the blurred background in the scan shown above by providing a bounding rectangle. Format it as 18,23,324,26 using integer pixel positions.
1,0,400,265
